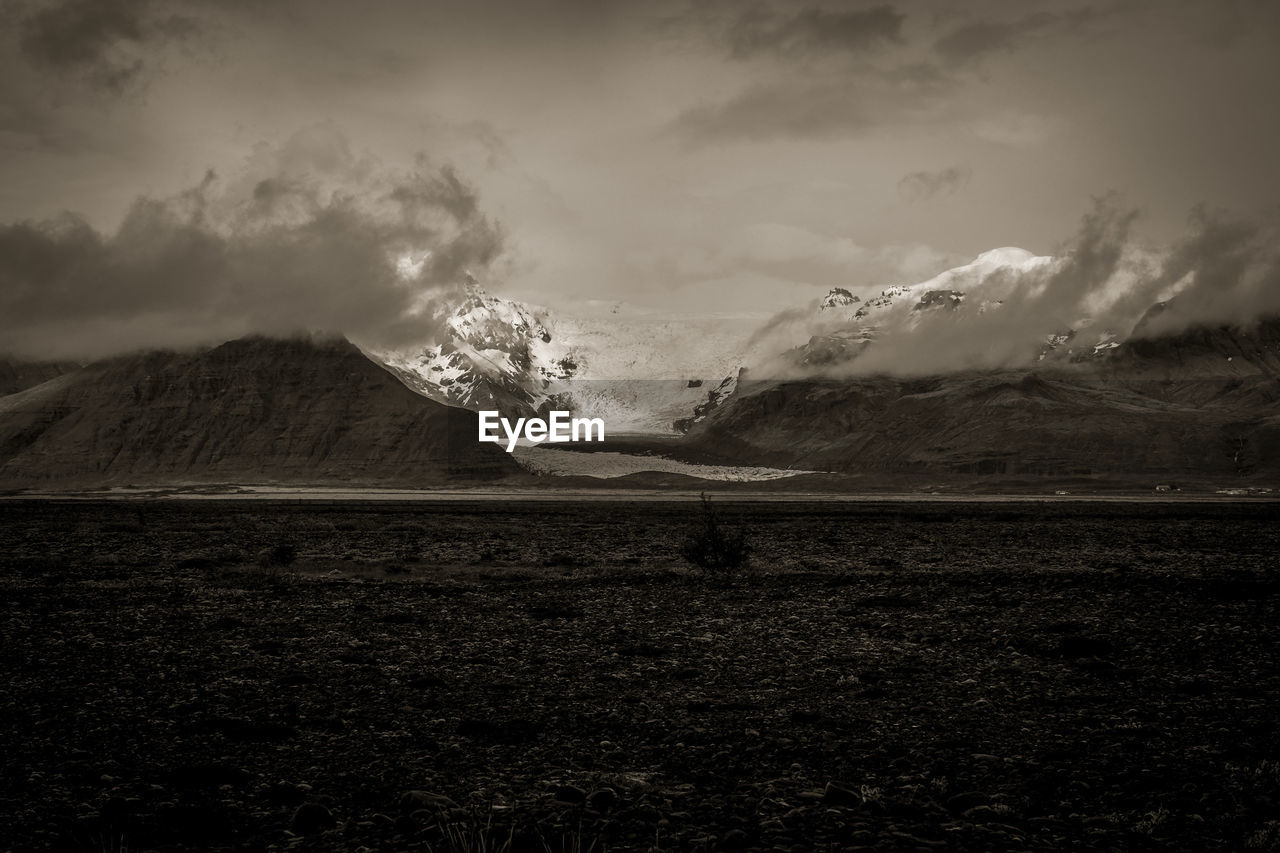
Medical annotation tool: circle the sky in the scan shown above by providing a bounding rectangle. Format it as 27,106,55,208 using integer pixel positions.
1,0,1279,359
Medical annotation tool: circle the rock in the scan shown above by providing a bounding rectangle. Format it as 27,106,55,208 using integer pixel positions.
399,790,457,813
100,796,132,821
554,784,587,804
291,803,335,835
722,828,749,849
586,787,617,811
267,781,308,807
823,781,861,807
946,791,990,813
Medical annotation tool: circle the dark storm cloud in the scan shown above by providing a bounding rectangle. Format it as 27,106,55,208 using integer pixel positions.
390,163,483,224
16,0,204,92
898,165,971,201
1176,0,1280,48
0,130,504,360
669,67,952,144
668,2,960,145
934,14,1051,65
933,7,1106,67
724,4,905,60
672,82,874,142
1133,207,1280,337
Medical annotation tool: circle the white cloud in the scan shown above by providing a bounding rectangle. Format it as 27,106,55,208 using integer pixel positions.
971,111,1067,146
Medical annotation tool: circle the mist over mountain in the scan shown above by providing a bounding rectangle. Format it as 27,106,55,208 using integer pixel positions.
741,201,1280,381
678,315,1280,481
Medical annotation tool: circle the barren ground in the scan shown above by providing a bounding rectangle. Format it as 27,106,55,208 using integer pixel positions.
1,499,1278,852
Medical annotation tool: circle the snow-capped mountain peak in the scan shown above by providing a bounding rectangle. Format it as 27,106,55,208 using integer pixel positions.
377,279,758,431
820,288,860,310
379,282,578,414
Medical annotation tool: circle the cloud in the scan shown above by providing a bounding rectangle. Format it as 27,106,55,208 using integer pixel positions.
971,111,1066,146
933,13,1056,66
897,165,971,201
745,196,1280,379
1186,0,1280,48
726,235,963,356
668,67,953,144
820,197,1142,375
664,223,956,295
671,82,870,142
16,0,207,92
933,8,1107,67
0,127,505,360
1134,207,1280,337
730,222,867,267
724,4,904,60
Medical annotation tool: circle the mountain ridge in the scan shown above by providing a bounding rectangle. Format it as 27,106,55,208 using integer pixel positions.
0,334,519,487
680,317,1280,479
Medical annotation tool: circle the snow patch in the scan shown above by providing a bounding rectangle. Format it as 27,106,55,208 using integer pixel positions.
511,446,815,481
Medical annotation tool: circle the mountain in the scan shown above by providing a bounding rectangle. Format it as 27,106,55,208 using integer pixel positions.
378,250,1058,435
819,288,860,310
680,317,1280,481
771,247,1055,373
0,334,519,488
379,279,578,415
1,257,1274,490
378,279,757,433
0,358,80,396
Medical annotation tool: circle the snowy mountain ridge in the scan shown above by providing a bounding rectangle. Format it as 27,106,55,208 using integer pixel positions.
376,278,758,432
377,246,1195,434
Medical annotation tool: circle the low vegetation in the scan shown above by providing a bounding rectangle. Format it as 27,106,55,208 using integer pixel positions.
0,499,1277,851
679,493,751,576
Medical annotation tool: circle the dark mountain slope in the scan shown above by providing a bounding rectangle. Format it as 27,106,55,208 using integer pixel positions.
0,335,519,487
0,358,81,396
684,319,1280,480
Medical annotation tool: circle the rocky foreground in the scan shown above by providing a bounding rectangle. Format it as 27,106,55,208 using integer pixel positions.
1,499,1278,851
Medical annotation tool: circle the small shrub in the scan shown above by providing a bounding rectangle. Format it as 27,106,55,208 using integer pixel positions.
257,543,297,569
679,493,751,575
